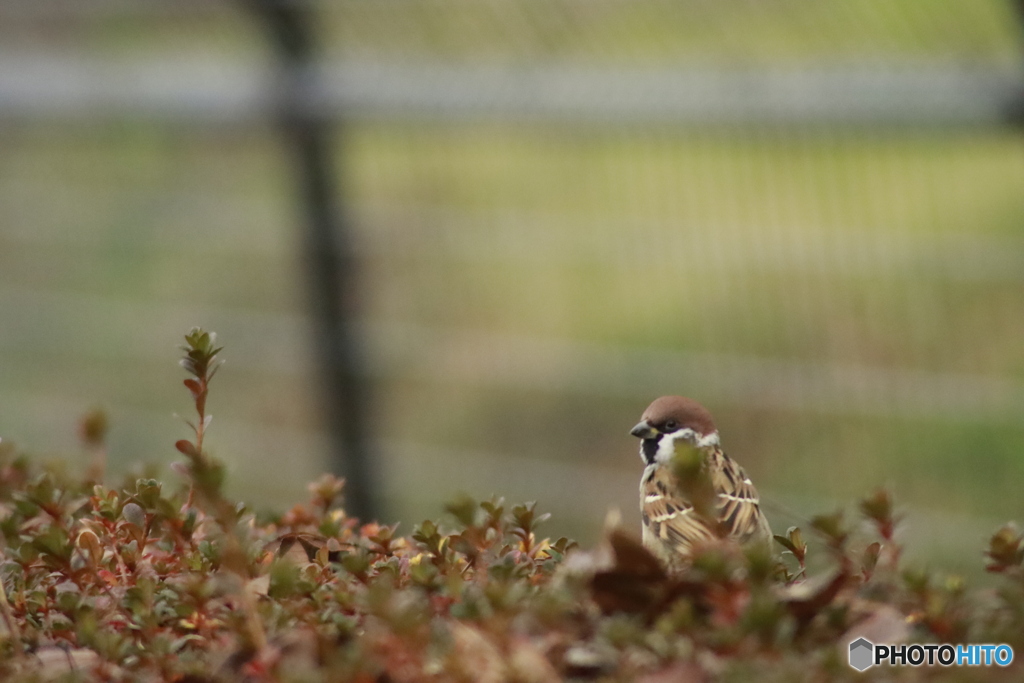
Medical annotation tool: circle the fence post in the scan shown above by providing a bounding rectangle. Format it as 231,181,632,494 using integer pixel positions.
242,0,378,522
1011,0,1024,125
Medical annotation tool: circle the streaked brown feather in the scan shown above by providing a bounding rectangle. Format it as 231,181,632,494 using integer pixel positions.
641,445,771,565
708,447,770,544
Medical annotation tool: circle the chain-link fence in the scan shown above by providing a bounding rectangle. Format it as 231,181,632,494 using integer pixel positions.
2,0,1023,569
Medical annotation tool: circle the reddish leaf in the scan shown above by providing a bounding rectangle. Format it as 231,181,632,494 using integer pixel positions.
183,378,203,399
175,440,199,458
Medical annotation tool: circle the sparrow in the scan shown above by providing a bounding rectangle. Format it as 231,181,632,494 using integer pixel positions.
630,396,772,567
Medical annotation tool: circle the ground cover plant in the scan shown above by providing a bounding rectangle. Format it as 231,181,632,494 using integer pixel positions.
0,329,1023,681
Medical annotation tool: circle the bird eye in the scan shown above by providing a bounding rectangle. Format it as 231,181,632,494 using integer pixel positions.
664,420,678,431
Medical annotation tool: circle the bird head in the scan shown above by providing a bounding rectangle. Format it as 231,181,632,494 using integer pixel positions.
630,395,720,465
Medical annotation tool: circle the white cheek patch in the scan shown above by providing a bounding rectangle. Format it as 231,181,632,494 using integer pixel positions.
697,431,721,448
653,429,720,464
654,428,695,464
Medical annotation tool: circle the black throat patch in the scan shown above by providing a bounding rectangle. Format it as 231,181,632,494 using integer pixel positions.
641,438,659,464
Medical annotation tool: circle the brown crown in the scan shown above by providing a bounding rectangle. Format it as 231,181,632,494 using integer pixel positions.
640,396,717,436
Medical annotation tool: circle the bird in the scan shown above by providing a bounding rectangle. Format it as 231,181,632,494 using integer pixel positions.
629,396,772,567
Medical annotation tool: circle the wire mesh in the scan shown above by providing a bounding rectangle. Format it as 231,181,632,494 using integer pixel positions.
0,0,1022,570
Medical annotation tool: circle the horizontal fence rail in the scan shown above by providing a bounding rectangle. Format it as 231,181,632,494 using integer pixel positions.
1,53,1022,125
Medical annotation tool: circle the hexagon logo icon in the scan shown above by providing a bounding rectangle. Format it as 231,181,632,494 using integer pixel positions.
849,637,874,671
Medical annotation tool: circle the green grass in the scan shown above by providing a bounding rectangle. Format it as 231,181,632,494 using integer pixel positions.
329,0,1021,64
55,0,1023,66
350,126,1024,366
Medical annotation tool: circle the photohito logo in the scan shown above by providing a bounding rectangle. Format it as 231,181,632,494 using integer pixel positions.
848,638,1013,671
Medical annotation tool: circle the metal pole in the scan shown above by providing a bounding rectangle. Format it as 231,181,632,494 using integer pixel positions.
243,0,377,521
1011,0,1024,126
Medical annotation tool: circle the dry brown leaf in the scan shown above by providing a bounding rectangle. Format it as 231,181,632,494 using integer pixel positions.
590,528,670,615
270,532,349,565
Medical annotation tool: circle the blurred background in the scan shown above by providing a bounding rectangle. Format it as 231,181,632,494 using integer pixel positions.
2,0,1024,573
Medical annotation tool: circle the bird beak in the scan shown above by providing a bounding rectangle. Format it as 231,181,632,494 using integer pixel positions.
630,420,657,439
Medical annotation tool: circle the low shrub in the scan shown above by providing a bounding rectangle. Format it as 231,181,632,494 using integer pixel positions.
0,329,1021,681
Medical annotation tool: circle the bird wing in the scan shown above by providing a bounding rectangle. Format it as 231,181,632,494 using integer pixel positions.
709,448,772,547
641,465,717,557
